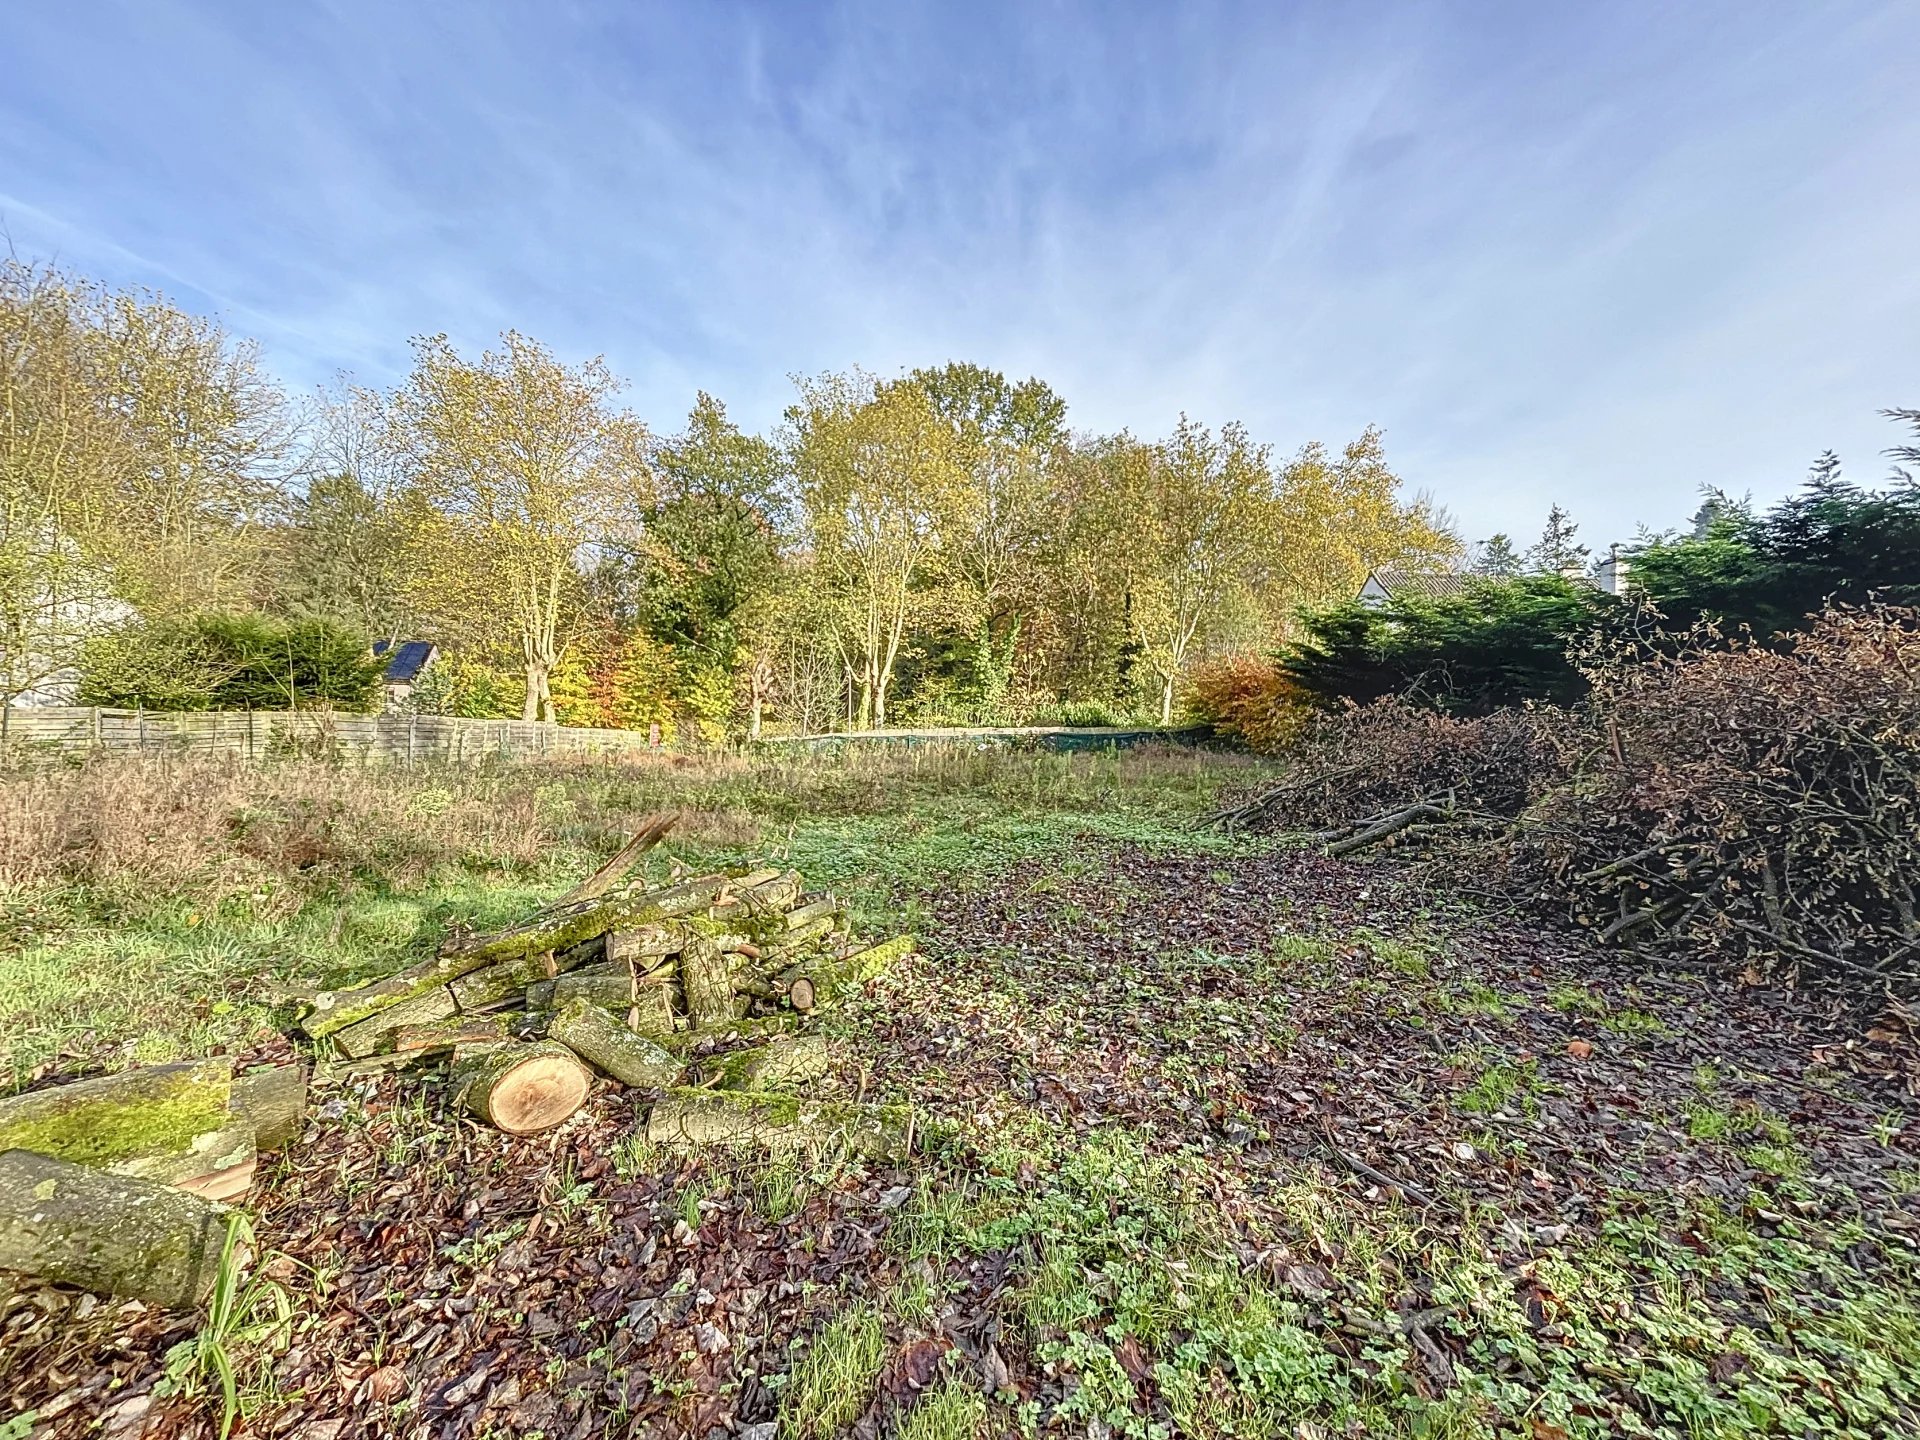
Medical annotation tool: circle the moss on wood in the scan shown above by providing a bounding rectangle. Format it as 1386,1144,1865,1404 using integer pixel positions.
0,1059,244,1181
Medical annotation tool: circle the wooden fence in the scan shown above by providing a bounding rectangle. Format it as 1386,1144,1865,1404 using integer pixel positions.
0,707,661,764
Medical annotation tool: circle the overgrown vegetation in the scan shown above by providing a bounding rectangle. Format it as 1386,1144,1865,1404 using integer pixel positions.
0,744,1255,1083
3,748,1914,1438
1231,603,1920,994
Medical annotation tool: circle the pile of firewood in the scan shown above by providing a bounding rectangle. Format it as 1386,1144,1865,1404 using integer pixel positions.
295,813,915,1135
0,816,922,1311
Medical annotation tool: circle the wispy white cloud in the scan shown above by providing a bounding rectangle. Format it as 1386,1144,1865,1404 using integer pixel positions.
2,0,1915,544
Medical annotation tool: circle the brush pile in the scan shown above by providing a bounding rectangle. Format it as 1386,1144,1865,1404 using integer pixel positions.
295,813,915,1136
1218,604,1920,995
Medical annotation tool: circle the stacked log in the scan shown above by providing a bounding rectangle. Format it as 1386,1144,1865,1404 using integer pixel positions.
292,816,916,1136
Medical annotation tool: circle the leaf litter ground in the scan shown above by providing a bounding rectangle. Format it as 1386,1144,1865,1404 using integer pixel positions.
7,842,1919,1438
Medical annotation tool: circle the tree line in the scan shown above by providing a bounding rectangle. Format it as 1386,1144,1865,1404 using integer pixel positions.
1281,421,1920,715
1,258,1458,734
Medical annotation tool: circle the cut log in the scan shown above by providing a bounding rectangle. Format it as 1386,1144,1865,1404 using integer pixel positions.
709,871,804,921
548,1001,684,1088
453,1042,590,1134
680,935,738,1028
330,984,458,1059
449,943,605,1012
229,1064,306,1152
390,1015,513,1055
780,935,915,1010
783,896,841,931
0,1149,233,1308
769,915,836,953
440,874,731,967
708,1036,837,1092
645,1090,915,1161
0,1059,252,1185
539,974,676,1035
176,1158,256,1203
605,925,684,967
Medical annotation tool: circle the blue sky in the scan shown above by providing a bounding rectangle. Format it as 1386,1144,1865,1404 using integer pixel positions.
4,1,1916,545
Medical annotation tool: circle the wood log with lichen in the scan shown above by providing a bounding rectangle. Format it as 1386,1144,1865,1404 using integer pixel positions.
707,1035,837,1091
0,1059,253,1186
534,974,676,1035
645,1088,916,1160
390,1015,514,1055
548,1000,684,1087
781,935,915,1010
0,1150,235,1308
680,935,739,1027
229,1064,306,1151
330,983,459,1058
441,874,731,967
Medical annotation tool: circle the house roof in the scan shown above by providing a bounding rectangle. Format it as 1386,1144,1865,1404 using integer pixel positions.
373,639,436,683
1364,569,1476,602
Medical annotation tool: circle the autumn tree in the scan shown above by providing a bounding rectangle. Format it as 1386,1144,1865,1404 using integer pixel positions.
1269,426,1459,621
1,258,290,702
788,371,968,729
1109,417,1280,724
902,363,1066,716
381,332,648,722
635,392,786,736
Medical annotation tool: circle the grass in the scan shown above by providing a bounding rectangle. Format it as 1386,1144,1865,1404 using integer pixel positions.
778,1303,888,1437
0,743,1263,1083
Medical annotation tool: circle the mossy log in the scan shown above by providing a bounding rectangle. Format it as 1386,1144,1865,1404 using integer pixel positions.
447,937,629,1012
330,984,459,1058
0,1059,253,1185
548,1001,684,1088
781,935,916,1010
680,935,739,1027
0,1150,235,1308
768,915,837,954
645,1089,915,1161
230,1064,306,1151
783,896,841,931
709,871,804,921
452,1041,590,1135
708,1035,837,1092
440,874,731,968
605,925,685,967
390,1015,513,1056
538,974,676,1035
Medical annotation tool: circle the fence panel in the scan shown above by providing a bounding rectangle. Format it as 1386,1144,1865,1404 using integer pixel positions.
0,707,662,765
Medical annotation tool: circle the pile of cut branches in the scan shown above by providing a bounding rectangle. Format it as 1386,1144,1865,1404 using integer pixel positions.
1219,604,1920,994
1212,697,1565,838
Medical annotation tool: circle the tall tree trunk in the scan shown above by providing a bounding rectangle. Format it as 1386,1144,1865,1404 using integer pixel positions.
524,658,552,722
1159,675,1175,726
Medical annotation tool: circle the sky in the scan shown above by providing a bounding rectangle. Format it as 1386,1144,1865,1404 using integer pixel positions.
3,0,1917,546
